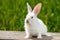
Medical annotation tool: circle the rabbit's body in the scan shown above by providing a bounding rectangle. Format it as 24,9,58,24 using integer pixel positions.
24,3,51,38
25,18,47,35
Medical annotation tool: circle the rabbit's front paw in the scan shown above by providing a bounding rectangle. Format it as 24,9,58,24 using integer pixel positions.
24,35,30,39
37,35,42,39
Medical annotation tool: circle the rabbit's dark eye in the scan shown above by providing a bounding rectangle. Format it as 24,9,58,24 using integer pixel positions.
31,16,33,19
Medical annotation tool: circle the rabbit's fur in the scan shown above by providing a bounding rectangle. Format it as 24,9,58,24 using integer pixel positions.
24,3,51,39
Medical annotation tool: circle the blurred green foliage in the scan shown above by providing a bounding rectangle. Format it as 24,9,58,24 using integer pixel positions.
0,0,60,32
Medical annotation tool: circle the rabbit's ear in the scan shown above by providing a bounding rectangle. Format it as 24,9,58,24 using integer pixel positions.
27,3,32,13
33,3,42,15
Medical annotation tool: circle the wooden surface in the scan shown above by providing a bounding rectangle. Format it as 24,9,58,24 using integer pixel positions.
0,31,60,40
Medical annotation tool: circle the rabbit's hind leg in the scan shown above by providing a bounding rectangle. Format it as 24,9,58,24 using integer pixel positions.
42,33,51,36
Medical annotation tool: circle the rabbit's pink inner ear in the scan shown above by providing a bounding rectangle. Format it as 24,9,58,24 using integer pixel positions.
33,3,42,15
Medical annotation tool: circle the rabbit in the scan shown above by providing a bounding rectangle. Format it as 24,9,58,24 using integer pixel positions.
24,3,51,39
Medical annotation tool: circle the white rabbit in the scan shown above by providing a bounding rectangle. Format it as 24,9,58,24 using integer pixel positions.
24,3,51,39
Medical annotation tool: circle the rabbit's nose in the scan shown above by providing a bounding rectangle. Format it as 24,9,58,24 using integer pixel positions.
26,20,29,23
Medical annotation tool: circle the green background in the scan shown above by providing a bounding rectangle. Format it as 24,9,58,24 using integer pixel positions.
0,0,60,32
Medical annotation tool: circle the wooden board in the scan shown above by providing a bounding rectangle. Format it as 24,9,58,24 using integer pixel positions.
0,31,60,40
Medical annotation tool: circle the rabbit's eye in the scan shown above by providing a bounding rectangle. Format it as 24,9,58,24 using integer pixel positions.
31,16,33,19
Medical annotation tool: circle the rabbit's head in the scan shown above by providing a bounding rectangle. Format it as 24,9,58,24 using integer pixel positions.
25,3,42,24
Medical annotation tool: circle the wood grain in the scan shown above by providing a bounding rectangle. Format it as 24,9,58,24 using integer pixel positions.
0,31,60,40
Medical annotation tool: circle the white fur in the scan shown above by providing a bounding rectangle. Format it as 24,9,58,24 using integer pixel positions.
24,3,51,39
